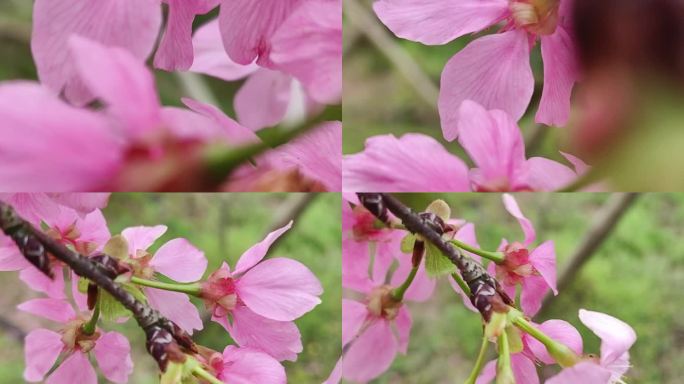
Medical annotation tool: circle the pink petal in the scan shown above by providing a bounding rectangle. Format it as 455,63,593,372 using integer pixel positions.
31,0,161,105
23,329,64,382
342,299,368,346
520,275,550,316
19,266,66,299
220,346,286,384
458,100,526,186
17,298,75,323
0,235,29,271
525,157,578,191
47,193,110,215
47,208,110,253
578,309,637,367
145,288,203,334
93,331,133,383
530,240,558,294
342,238,373,293
342,318,398,382
560,151,590,175
45,351,97,384
181,98,261,145
233,221,293,275
235,69,292,131
270,0,342,104
237,257,322,321
190,20,259,81
373,0,508,45
546,362,612,384
454,223,482,262
69,36,162,138
439,30,533,141
276,121,342,191
395,306,413,353
121,225,168,254
511,354,539,384
0,82,122,191
227,305,302,362
536,26,578,126
151,238,207,282
343,134,471,192
526,320,583,364
475,360,497,384
218,0,303,66
0,193,62,225
160,107,231,142
502,194,536,245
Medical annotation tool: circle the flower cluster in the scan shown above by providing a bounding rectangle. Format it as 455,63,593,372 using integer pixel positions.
337,194,636,384
0,193,323,383
0,0,342,191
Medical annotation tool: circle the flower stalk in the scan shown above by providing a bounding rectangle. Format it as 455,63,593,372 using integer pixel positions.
130,276,202,296
449,238,505,264
512,316,579,367
465,333,490,384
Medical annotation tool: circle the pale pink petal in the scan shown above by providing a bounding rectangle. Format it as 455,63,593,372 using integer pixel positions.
190,20,259,81
0,82,122,191
525,157,578,191
220,346,286,384
458,101,526,186
343,134,471,192
536,26,578,126
276,121,342,191
227,305,302,362
145,288,203,334
121,225,168,253
529,240,558,294
323,357,342,384
235,69,292,131
68,36,162,138
160,107,231,142
520,275,550,316
270,0,342,104
439,30,533,141
17,298,75,323
19,266,66,299
373,0,508,45
236,257,322,321
546,362,612,384
181,98,261,145
31,0,161,105
342,238,373,293
0,236,29,271
560,151,590,175
45,352,97,384
391,256,435,302
93,331,133,383
342,299,368,346
502,194,536,245
475,360,497,384
218,0,303,66
0,193,63,225
47,208,110,253
151,238,207,282
578,309,637,367
511,354,539,384
233,221,292,275
47,193,110,215
395,306,412,353
604,352,632,382
23,329,64,382
342,319,398,382
526,320,583,365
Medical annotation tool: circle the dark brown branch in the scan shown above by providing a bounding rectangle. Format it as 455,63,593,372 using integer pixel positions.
0,202,196,371
357,193,512,322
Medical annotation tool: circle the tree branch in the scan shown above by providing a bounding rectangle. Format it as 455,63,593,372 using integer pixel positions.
357,193,512,321
0,202,198,372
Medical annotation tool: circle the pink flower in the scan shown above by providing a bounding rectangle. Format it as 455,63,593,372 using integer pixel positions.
204,346,286,384
548,309,636,384
200,221,323,361
374,0,578,138
490,194,558,316
18,298,132,384
343,101,583,192
120,225,207,334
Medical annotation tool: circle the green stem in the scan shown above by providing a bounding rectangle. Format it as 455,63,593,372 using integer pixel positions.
391,266,418,301
465,333,490,384
81,298,100,335
512,316,579,367
496,330,514,384
449,239,505,264
451,273,471,296
130,277,201,296
192,365,223,384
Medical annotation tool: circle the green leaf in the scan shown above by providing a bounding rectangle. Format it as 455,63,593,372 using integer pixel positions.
425,199,451,221
99,282,147,321
103,235,129,260
424,242,455,277
400,234,415,254
77,277,89,294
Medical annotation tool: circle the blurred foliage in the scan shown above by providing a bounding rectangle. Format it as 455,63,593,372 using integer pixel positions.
0,193,341,383
349,193,684,384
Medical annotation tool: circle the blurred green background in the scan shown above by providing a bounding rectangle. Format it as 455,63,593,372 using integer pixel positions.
346,193,684,383
0,193,341,383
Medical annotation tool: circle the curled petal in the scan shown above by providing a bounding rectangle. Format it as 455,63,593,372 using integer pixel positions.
234,221,293,275
578,309,637,367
